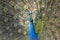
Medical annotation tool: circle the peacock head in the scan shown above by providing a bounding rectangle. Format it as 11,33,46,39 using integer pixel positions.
28,11,33,22
28,11,32,15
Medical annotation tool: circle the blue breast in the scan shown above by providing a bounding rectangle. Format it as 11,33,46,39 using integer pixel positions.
30,22,38,40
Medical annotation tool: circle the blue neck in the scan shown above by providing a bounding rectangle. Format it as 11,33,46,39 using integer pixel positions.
30,22,35,33
29,22,38,40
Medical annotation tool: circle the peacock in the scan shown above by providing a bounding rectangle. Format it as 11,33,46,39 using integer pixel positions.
28,11,38,40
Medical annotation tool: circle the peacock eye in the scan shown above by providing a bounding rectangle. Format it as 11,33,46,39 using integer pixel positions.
3,7,8,13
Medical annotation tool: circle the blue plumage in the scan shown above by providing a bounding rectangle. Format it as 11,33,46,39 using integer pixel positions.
30,22,38,40
28,11,38,40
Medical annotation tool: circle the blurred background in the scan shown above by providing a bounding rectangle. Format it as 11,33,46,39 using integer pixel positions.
0,0,60,40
